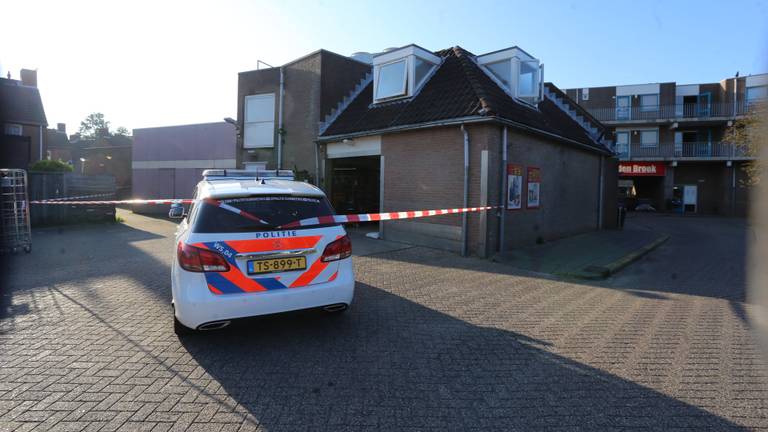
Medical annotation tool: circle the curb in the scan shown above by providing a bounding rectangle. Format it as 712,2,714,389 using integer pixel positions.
557,235,670,280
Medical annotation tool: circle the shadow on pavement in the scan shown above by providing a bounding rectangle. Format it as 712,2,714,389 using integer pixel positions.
180,282,746,431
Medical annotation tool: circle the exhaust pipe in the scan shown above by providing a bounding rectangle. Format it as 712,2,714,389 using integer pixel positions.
197,320,231,331
323,304,348,313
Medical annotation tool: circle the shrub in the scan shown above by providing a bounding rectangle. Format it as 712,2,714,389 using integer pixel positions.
29,160,74,172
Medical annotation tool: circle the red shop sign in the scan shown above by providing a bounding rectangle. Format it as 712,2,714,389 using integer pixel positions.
618,162,666,177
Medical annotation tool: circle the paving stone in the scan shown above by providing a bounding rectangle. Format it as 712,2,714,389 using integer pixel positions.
1,211,766,431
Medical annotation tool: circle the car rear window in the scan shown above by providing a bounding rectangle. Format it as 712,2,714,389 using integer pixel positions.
192,195,336,233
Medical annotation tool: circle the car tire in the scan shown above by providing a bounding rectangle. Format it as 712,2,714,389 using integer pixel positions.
174,315,194,336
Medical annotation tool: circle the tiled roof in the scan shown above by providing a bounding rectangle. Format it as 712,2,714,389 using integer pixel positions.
320,47,607,152
0,78,47,126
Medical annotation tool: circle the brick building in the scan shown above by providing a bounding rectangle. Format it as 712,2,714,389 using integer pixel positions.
0,69,47,168
236,50,370,179
565,73,766,216
316,45,617,256
132,122,235,212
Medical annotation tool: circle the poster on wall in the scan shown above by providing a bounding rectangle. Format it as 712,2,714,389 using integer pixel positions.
507,164,523,210
527,167,541,209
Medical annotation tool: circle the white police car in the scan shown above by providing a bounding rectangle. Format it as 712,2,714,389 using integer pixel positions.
170,169,354,335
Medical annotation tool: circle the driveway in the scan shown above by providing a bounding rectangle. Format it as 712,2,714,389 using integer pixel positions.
1,211,766,431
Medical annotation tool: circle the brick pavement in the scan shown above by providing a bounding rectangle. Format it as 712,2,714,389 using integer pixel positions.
0,211,766,431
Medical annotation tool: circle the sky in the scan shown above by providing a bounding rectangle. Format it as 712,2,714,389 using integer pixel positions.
2,0,767,134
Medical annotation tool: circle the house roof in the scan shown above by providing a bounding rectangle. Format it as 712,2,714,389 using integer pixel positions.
319,46,608,152
0,78,47,126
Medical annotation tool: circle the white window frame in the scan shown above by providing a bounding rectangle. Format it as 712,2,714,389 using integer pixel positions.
477,48,540,102
244,93,276,148
639,130,659,148
639,94,659,112
517,60,539,98
374,58,408,101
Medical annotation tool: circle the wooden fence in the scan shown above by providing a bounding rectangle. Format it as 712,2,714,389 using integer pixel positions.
28,172,116,226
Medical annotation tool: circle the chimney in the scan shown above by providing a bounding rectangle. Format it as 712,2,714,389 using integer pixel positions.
57,123,66,133
20,69,37,87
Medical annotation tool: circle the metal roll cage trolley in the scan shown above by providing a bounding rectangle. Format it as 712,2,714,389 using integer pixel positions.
0,169,32,254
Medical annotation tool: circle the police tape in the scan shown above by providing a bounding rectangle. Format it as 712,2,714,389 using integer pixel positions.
28,196,498,227
31,193,115,203
279,206,498,228
30,198,193,205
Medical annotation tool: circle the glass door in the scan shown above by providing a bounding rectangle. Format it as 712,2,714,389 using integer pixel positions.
616,96,631,120
615,131,630,158
698,92,711,117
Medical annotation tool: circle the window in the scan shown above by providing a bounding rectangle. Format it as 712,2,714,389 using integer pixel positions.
518,61,538,97
193,196,336,233
413,57,433,88
486,61,511,88
747,86,767,105
640,94,658,112
244,93,275,148
372,45,440,103
4,124,22,136
640,130,658,147
375,60,407,100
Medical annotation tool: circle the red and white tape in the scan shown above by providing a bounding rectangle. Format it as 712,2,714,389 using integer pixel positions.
32,193,115,203
279,206,498,228
29,195,497,227
30,198,193,205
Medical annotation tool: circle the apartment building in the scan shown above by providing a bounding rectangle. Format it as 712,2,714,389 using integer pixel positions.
566,74,766,216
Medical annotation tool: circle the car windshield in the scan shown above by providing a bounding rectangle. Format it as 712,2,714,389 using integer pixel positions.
192,195,335,233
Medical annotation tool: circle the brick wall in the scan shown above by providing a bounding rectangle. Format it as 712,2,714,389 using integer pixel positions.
379,123,608,255
504,129,603,248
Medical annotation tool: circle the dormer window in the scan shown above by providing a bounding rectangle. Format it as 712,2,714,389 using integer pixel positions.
373,45,440,103
376,60,407,99
477,47,542,103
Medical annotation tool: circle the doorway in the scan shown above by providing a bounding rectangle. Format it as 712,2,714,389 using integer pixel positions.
328,156,380,217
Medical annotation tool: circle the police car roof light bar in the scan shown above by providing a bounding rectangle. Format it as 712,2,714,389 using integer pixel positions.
202,169,295,181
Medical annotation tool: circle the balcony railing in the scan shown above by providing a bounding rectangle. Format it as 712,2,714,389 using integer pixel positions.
616,141,751,160
585,102,756,122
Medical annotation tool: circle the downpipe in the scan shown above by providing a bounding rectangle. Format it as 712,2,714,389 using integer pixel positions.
498,127,508,253
461,124,469,257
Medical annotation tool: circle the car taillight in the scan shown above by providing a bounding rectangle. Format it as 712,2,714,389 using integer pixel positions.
177,242,230,272
321,235,352,262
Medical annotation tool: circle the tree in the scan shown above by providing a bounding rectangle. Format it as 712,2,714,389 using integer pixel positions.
725,104,766,186
114,126,130,136
78,113,111,139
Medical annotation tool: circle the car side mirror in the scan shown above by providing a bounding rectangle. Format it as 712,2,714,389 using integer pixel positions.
168,204,185,219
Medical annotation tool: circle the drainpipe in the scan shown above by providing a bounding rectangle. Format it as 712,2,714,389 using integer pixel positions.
733,75,738,116
498,127,508,252
277,66,285,169
597,155,604,229
39,125,44,160
461,124,469,257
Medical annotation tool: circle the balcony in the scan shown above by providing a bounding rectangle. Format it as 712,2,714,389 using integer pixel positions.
616,141,752,160
585,102,755,123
